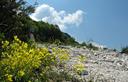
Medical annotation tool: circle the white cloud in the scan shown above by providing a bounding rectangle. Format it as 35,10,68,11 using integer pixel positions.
30,4,84,30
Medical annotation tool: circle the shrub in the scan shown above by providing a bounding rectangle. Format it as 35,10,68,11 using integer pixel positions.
0,36,70,82
121,46,128,54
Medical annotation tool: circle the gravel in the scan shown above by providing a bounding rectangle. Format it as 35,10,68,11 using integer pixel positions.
67,47,128,82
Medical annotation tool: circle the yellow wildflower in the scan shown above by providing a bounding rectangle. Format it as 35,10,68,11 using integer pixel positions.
17,70,25,77
5,74,13,82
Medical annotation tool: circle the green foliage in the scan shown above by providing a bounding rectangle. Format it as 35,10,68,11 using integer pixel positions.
34,21,78,45
0,0,35,41
0,36,71,82
80,42,99,50
35,22,62,42
53,39,61,46
87,43,98,50
81,42,87,46
121,46,128,54
62,33,79,46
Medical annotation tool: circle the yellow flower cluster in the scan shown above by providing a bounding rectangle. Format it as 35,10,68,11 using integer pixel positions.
52,48,70,64
73,55,86,74
0,36,70,81
73,63,85,74
17,70,25,77
5,74,13,82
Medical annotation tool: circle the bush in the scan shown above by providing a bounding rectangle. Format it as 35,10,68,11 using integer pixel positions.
0,36,70,82
121,46,128,54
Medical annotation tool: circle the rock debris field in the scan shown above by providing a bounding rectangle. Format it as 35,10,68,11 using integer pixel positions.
68,46,128,82
37,44,128,82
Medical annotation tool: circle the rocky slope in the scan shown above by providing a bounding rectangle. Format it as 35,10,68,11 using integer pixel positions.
37,44,128,82
68,46,128,82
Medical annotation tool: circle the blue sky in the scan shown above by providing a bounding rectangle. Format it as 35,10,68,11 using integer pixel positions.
27,0,128,50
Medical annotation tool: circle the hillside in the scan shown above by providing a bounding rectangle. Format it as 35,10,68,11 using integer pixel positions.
66,46,128,82
0,0,128,82
0,0,78,46
36,44,128,82
30,20,79,45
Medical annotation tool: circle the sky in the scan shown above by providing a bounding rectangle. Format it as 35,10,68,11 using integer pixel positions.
27,0,128,50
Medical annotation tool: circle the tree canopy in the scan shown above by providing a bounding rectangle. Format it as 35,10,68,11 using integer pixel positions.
0,0,34,40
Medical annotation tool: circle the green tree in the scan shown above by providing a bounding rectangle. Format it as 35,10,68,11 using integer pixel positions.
0,0,34,40
81,42,87,46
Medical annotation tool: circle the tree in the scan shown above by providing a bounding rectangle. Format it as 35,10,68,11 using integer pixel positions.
81,42,87,46
0,0,35,40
